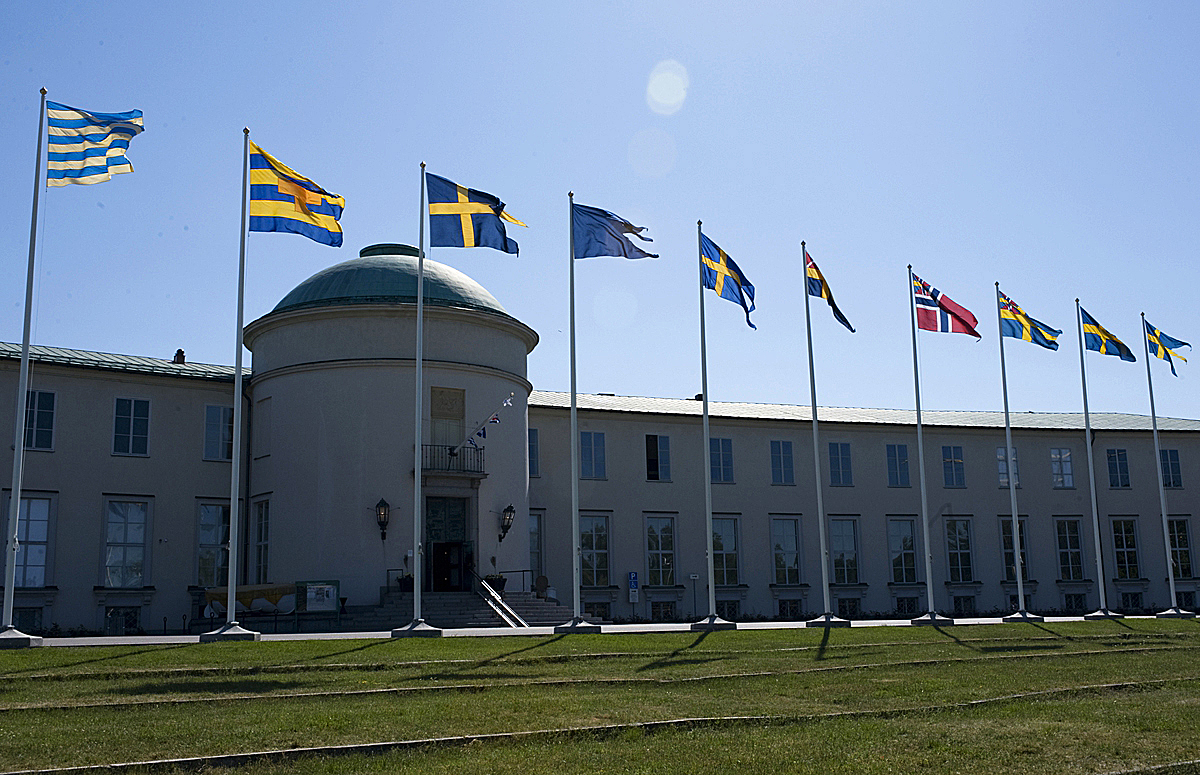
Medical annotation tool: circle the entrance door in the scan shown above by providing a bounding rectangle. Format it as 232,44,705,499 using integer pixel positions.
430,542,464,591
426,497,471,591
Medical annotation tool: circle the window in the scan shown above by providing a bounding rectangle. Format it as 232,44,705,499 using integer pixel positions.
942,446,965,488
710,438,733,483
650,601,676,621
1178,591,1197,609
528,509,544,579
831,518,858,584
14,608,42,633
1000,518,1029,582
253,396,272,458
204,406,234,461
1161,450,1182,488
254,500,270,584
528,428,539,477
580,514,609,586
583,601,610,620
1056,519,1084,581
580,431,606,479
1120,591,1143,612
895,596,919,615
113,398,150,455
1063,593,1087,613
1107,449,1130,488
104,607,141,636
429,387,464,446
829,442,853,486
713,517,739,585
715,600,740,621
197,503,230,587
770,440,794,485
997,447,1019,487
1051,448,1074,488
778,599,803,620
946,518,973,583
11,497,51,587
1168,519,1192,579
836,598,860,619
104,500,147,587
771,518,801,585
886,444,910,487
646,515,675,586
1112,519,1139,579
953,595,977,616
646,435,671,481
23,390,55,450
888,518,917,583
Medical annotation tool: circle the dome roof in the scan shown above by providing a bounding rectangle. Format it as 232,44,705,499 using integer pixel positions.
272,244,508,316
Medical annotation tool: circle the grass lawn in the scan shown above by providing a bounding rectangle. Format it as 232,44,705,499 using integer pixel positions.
0,620,1198,773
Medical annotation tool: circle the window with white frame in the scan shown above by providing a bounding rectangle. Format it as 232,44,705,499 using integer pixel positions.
945,518,973,583
528,428,539,477
204,406,234,461
112,398,150,456
646,515,675,586
831,518,858,584
1056,519,1084,581
528,509,544,579
1051,448,1074,488
23,390,55,450
197,503,230,587
770,440,794,485
829,442,853,486
646,435,671,481
1112,518,1139,579
1160,450,1182,488
580,514,609,586
580,431,606,479
11,497,51,587
1168,518,1192,579
710,438,734,483
1107,449,1130,488
888,518,917,583
996,447,1019,487
1000,518,1029,582
254,500,270,584
887,444,910,487
942,446,965,488
712,517,739,585
104,500,148,587
771,517,801,585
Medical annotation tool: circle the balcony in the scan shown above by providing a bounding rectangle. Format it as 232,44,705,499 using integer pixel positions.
422,444,485,474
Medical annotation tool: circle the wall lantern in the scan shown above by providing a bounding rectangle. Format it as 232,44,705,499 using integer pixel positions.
498,504,516,542
375,498,391,540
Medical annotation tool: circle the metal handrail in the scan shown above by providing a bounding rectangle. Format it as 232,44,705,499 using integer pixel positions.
471,570,528,627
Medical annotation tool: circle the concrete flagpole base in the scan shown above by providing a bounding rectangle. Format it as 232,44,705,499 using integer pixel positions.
199,622,261,642
910,611,955,626
554,616,602,634
392,619,443,638
1083,609,1122,620
0,625,43,649
1155,607,1196,619
690,615,737,632
805,613,850,629
1002,610,1045,623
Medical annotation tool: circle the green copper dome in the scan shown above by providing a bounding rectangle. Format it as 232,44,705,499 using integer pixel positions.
272,244,508,316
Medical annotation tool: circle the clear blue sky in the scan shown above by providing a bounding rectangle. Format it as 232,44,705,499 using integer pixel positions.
2,1,1196,419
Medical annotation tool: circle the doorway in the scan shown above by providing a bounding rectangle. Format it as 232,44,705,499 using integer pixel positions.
426,496,471,591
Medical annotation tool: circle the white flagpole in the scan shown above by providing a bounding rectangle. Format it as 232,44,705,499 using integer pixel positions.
2,89,48,648
1077,300,1115,619
202,129,259,642
996,285,1039,623
1143,313,1191,617
692,221,724,630
802,243,841,628
908,266,950,625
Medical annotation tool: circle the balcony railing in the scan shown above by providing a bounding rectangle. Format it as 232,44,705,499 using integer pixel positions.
422,444,485,474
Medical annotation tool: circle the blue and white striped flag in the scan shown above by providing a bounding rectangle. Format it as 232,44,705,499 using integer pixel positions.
46,101,144,186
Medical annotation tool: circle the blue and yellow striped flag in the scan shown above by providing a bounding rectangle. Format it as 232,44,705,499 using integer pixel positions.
248,142,344,247
1145,319,1189,376
999,291,1060,350
1080,307,1135,362
46,101,144,186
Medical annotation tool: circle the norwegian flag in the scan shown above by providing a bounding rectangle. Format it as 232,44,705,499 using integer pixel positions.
912,273,981,338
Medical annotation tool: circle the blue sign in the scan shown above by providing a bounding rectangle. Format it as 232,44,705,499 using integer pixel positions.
628,571,638,589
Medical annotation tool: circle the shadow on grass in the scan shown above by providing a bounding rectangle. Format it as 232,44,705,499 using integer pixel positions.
636,631,729,673
2,643,194,677
816,625,831,661
932,626,983,653
106,678,311,696
302,640,395,662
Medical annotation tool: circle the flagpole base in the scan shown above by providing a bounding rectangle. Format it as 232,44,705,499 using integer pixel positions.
392,619,443,638
691,615,737,631
805,613,850,628
199,622,260,642
0,626,43,649
910,611,955,627
1002,610,1044,623
554,616,602,634
1155,607,1196,619
1083,609,1122,620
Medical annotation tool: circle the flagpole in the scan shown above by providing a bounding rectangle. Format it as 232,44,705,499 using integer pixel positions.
908,266,950,625
802,243,842,628
996,285,1039,623
1077,300,1116,619
2,89,48,648
1143,313,1190,617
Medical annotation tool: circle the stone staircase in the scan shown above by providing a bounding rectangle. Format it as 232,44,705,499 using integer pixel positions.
343,589,582,631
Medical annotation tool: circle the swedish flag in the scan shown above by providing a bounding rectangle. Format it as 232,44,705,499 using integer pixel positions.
999,291,1060,350
700,232,756,329
1145,319,1189,376
427,173,524,254
1081,307,1135,362
248,142,344,247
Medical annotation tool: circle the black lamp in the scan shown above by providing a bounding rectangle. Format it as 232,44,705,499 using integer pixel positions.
499,504,516,542
375,498,390,540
